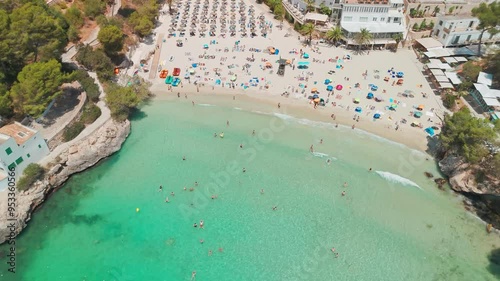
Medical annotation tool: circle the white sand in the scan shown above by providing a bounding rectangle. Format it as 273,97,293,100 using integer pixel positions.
127,0,447,152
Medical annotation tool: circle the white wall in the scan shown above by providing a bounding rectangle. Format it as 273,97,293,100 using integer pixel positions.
0,131,49,192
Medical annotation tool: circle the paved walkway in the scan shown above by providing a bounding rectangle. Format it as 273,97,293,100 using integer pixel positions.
40,72,111,166
148,33,165,79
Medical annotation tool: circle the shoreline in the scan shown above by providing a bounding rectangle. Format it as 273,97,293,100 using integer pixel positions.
150,83,431,153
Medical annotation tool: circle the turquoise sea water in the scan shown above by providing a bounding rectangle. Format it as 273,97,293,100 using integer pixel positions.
1,96,499,281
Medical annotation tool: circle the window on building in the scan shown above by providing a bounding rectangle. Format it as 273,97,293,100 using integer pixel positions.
360,17,368,22
5,147,12,155
373,17,377,22
466,35,471,42
435,30,440,37
380,17,385,22
26,153,31,158
442,34,446,39
393,18,400,23
469,21,474,28
15,157,23,165
343,16,353,22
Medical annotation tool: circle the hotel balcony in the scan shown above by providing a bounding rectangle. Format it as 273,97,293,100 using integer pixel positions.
281,1,335,32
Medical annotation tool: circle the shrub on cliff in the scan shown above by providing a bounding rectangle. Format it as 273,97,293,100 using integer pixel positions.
81,103,101,124
17,164,45,191
440,108,496,163
63,121,85,142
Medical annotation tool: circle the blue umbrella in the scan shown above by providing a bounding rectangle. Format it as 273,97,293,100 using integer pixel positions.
425,127,435,136
303,53,309,59
355,107,362,112
324,79,331,85
371,85,378,91
367,93,374,99
374,113,381,119
326,85,333,91
397,72,404,78
312,94,319,99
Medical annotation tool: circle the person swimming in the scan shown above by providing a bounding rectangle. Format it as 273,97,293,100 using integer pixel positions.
260,189,264,194
214,133,217,137
239,144,243,148
208,250,213,256
200,220,204,228
252,130,255,136
369,167,372,171
159,185,163,192
310,145,314,153
183,156,186,160
193,223,198,228
341,191,346,196
171,192,175,196
320,139,323,144
343,182,348,187
272,206,277,211
195,181,198,186
242,168,246,173
220,132,224,138
200,239,204,244
331,247,336,252
165,197,169,203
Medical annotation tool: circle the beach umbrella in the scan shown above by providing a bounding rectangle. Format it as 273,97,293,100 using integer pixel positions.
336,84,343,90
414,111,423,118
311,88,318,93
313,98,320,103
417,104,424,111
353,98,360,104
371,85,378,91
231,75,237,81
355,107,362,112
367,93,374,99
326,85,333,91
189,68,195,74
374,113,381,119
312,94,319,99
303,53,309,59
203,44,209,49
324,79,331,85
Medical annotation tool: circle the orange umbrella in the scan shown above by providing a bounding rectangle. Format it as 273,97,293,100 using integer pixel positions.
311,88,318,92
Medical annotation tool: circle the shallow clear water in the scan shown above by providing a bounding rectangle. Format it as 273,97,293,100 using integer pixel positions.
1,97,499,281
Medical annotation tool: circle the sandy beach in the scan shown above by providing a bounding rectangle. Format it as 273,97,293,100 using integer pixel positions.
128,0,447,152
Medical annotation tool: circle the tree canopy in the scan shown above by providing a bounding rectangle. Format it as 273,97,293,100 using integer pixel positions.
9,59,65,117
75,44,114,81
326,26,344,44
439,108,497,163
471,2,500,56
106,83,149,121
129,11,155,37
98,25,124,54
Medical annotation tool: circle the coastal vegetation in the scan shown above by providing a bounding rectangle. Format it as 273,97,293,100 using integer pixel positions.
106,82,151,121
17,163,45,191
354,28,372,50
471,2,500,56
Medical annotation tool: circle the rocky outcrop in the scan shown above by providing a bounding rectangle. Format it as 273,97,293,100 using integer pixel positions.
0,119,130,245
438,152,500,229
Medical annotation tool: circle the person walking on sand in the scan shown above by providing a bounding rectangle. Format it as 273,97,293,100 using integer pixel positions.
278,103,281,109
192,101,195,106
310,145,314,153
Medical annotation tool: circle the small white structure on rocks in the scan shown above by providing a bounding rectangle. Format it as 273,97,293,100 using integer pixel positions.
0,122,49,191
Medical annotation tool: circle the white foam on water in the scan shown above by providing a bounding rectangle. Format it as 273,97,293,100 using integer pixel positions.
198,103,215,107
272,112,427,156
233,107,242,110
375,171,422,190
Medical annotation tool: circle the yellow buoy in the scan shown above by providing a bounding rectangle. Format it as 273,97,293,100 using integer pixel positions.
136,208,140,212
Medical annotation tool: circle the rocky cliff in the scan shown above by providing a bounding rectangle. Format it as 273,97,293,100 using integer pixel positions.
438,152,500,229
0,119,130,244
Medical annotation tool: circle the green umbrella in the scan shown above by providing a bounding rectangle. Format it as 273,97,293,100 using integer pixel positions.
391,104,397,108
414,112,423,118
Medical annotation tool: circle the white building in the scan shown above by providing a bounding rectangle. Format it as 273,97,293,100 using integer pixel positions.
341,0,406,46
283,0,406,46
433,15,500,47
0,122,50,192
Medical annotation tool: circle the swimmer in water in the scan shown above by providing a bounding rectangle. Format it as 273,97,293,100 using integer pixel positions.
159,185,163,192
327,159,331,164
192,101,195,106
272,206,277,211
343,182,348,187
200,239,204,244
214,133,217,137
239,144,243,148
341,191,346,196
192,271,196,278
260,189,264,194
227,120,230,126
320,139,323,144
218,247,224,252
252,130,255,136
208,250,213,256
165,197,169,203
195,181,198,186
310,145,314,153
171,192,175,196
211,195,215,199
335,252,339,258
193,223,198,228
335,123,339,128
242,168,246,173
183,156,186,160
369,167,372,171
189,187,194,192
331,247,336,252
200,220,204,228
184,186,187,191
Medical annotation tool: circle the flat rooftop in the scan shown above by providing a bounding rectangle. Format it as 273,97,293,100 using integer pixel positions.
0,122,36,145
